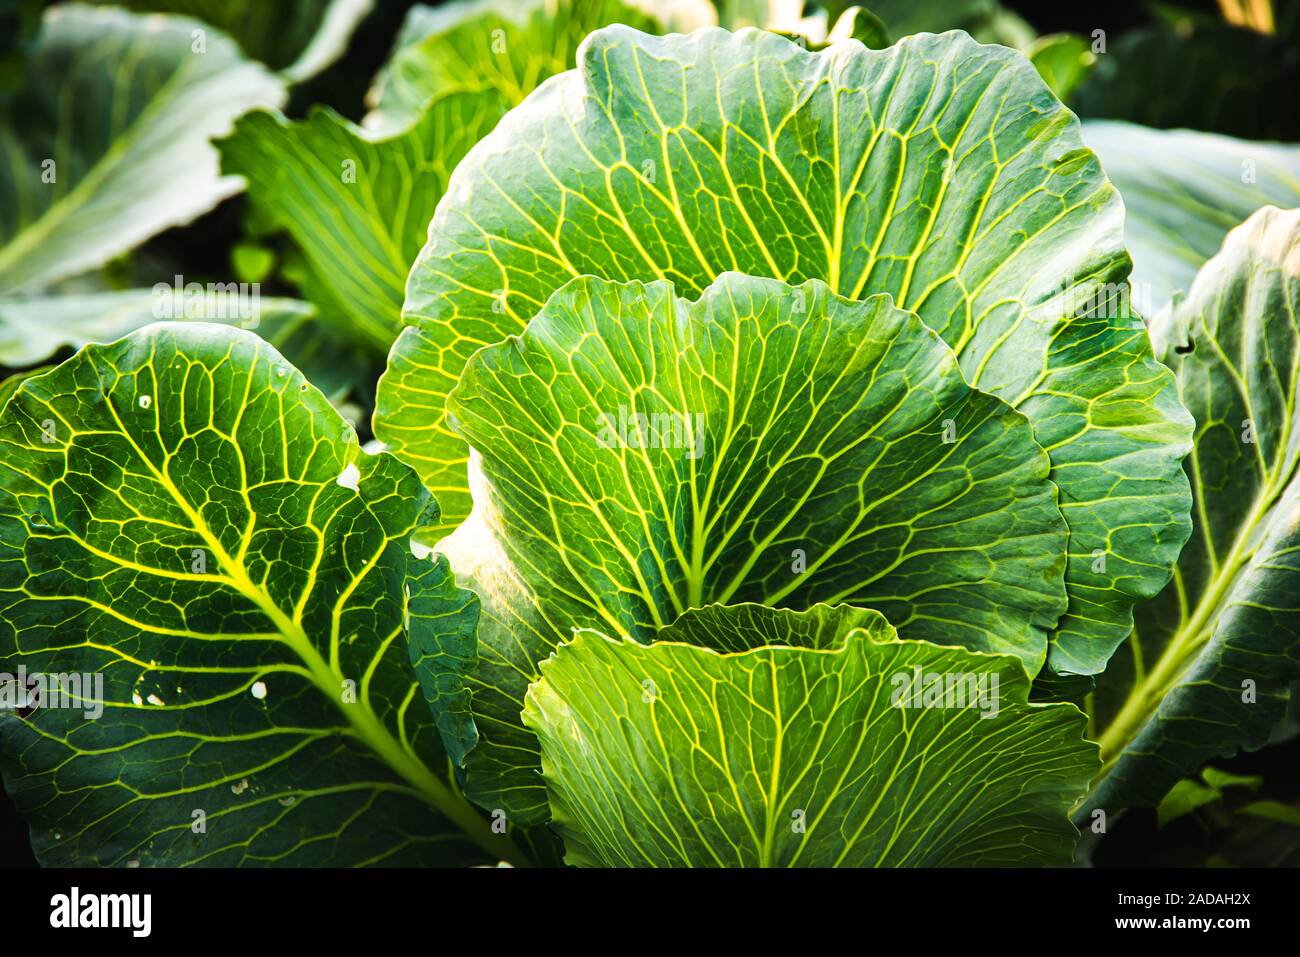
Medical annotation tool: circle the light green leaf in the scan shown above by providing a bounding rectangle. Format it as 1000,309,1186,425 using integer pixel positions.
524,604,1097,866
0,323,521,865
0,5,286,294
377,26,1192,677
218,99,504,350
231,243,276,284
1155,766,1261,829
0,292,363,403
1155,779,1222,829
1198,766,1262,793
1027,33,1094,101
1240,800,1300,828
1087,206,1300,814
364,0,665,132
440,273,1068,823
1083,121,1300,315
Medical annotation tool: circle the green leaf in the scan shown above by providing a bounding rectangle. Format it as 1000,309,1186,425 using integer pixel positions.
231,243,276,285
1152,765,1261,828
278,0,374,83
218,100,505,349
1083,121,1300,315
524,604,1097,866
0,365,49,413
799,0,989,38
89,0,374,82
1198,766,1262,793
364,0,666,132
377,26,1192,677
747,3,890,50
1027,33,1094,101
0,5,285,294
712,0,774,29
0,291,364,403
1240,800,1300,828
439,273,1068,823
405,553,479,768
1155,779,1222,829
1087,206,1300,814
0,323,521,865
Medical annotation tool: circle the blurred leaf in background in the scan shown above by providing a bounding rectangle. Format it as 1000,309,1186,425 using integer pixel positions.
1027,32,1095,98
1083,122,1300,313
0,0,43,99
1072,6,1300,139
0,5,286,296
90,0,376,81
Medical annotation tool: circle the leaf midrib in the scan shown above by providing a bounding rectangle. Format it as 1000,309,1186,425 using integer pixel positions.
66,353,526,865
1093,392,1296,777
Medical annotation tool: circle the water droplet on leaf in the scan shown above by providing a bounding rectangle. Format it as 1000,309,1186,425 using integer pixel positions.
335,462,361,491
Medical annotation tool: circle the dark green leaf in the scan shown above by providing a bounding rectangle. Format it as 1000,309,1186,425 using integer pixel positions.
405,552,479,768
0,323,520,865
1087,206,1300,814
1073,22,1300,141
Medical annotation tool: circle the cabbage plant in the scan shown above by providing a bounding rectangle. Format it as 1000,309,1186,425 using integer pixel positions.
374,24,1194,827
2,13,1298,869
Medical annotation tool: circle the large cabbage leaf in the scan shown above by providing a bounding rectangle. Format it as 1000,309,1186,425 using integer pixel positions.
435,272,1068,823
0,324,520,865
376,26,1192,678
526,604,1097,866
